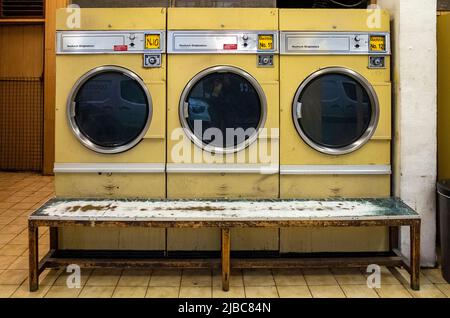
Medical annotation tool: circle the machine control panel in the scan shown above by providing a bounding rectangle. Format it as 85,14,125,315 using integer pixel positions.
167,31,278,54
280,32,390,55
56,30,166,54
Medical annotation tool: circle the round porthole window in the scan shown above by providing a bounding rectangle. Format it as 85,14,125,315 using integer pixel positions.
67,66,152,154
292,67,379,155
179,66,267,154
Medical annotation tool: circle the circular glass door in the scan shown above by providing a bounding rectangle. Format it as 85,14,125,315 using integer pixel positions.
67,66,152,154
292,67,379,155
179,66,267,154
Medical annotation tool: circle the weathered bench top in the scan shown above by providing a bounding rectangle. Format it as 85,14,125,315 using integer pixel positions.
29,198,420,222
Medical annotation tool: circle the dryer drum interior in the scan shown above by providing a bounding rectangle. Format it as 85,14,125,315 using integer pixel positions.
67,66,153,154
292,67,380,155
179,66,268,154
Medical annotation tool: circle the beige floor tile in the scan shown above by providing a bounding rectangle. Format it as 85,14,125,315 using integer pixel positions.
333,269,367,285
54,268,92,287
277,286,312,298
341,285,379,298
45,285,82,298
179,286,211,298
181,269,212,287
11,282,51,298
113,286,147,298
406,284,446,298
146,286,179,298
79,286,115,298
0,269,28,285
435,284,450,297
213,269,244,288
0,255,17,269
393,268,432,286
22,269,62,287
213,286,245,298
117,269,151,287
422,268,448,284
0,284,18,297
362,266,402,285
243,269,275,287
7,256,28,270
303,269,338,286
272,269,306,286
0,225,26,235
375,284,412,298
149,269,181,287
0,217,14,225
245,286,278,298
0,244,27,256
309,285,345,298
85,269,122,287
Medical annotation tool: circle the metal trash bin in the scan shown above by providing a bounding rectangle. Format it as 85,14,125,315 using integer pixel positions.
437,180,450,283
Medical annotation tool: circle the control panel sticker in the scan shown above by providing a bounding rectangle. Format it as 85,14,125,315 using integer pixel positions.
258,35,273,50
145,34,161,49
113,45,128,51
370,35,386,52
223,44,238,50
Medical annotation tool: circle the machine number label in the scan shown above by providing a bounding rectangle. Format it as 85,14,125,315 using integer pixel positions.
145,34,160,49
258,35,273,50
370,35,386,52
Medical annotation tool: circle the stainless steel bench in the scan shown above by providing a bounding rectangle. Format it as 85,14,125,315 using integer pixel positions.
28,198,421,291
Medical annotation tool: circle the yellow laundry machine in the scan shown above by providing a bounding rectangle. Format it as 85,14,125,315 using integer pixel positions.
54,8,167,251
166,8,280,252
279,9,392,252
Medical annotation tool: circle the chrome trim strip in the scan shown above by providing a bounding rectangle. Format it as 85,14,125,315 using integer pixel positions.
280,31,391,55
179,65,267,154
56,30,166,54
280,165,391,175
54,163,165,173
167,164,278,174
292,67,380,155
168,30,278,54
67,66,153,154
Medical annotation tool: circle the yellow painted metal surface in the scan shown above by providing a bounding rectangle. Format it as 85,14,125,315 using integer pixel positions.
55,173,166,199
279,9,390,32
279,9,391,252
281,175,390,199
55,9,167,250
280,227,389,253
55,55,166,165
59,227,166,250
166,55,279,167
168,8,278,30
438,14,450,180
56,8,167,31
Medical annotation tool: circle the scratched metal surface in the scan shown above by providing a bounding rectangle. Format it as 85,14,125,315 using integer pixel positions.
29,198,420,221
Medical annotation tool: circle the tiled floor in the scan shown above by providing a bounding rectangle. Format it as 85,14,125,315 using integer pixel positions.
0,172,449,298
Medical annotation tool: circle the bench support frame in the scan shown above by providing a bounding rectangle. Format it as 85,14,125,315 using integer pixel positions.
28,217,421,292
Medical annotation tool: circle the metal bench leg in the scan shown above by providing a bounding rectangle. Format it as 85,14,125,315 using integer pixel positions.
410,220,421,290
28,221,39,292
221,228,230,292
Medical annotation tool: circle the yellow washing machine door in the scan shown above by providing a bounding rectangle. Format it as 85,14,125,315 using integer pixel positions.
292,67,379,156
67,65,153,154
179,65,267,154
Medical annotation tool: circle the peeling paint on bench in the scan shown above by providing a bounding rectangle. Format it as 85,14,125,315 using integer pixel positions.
30,198,420,222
